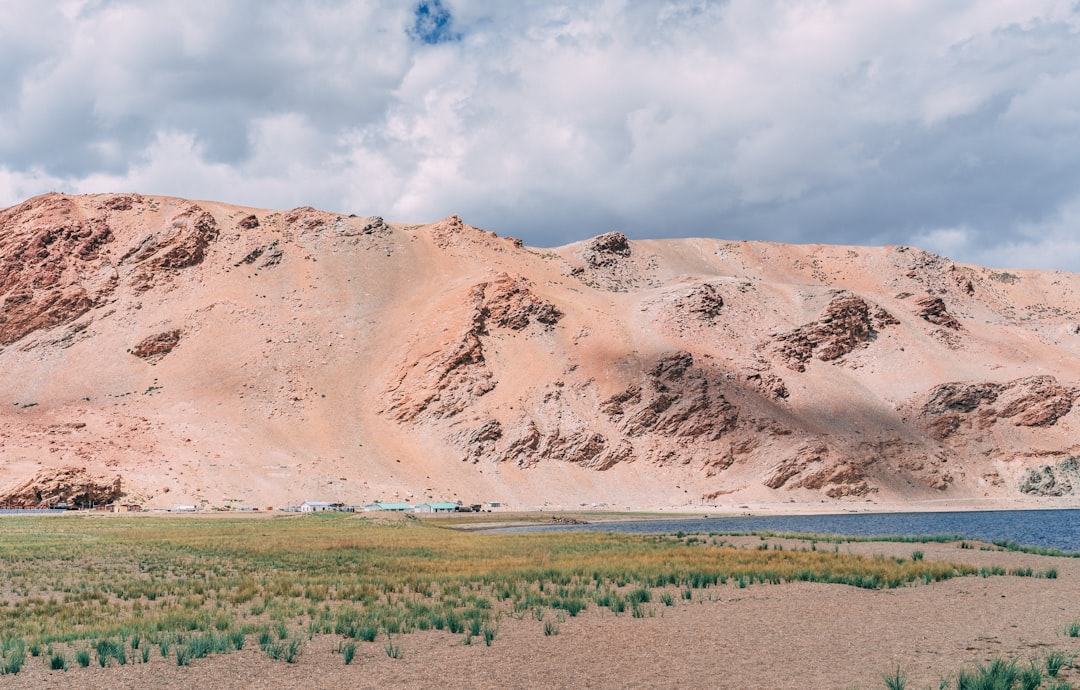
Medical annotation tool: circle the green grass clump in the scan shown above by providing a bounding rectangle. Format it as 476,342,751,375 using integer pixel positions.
95,638,126,667
912,652,1077,690
263,636,302,663
1,640,26,675
882,665,906,690
1045,651,1067,678
340,641,357,665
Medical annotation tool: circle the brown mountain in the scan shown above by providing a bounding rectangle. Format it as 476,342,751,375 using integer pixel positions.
2,193,1079,510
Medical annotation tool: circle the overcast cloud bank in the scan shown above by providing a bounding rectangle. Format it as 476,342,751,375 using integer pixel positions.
2,0,1079,271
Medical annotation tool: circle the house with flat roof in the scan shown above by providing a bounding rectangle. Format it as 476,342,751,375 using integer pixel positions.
300,501,332,512
414,502,458,513
362,502,413,512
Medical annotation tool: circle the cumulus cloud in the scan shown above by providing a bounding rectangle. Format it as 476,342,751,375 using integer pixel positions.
2,0,1079,270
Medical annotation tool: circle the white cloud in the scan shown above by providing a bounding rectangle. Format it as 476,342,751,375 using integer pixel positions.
3,0,1080,271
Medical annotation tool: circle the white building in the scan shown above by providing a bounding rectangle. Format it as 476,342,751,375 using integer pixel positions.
299,501,336,512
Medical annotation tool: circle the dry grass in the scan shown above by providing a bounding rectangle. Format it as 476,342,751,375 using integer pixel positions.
0,513,1004,675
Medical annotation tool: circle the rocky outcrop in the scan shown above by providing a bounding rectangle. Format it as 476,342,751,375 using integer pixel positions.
387,274,561,421
914,296,961,329
763,445,877,497
448,352,744,472
675,283,724,322
920,376,1078,440
773,293,896,371
742,371,789,400
583,232,631,267
453,419,504,463
235,241,283,268
0,467,123,508
123,204,220,291
607,352,738,441
0,194,115,346
477,274,563,330
426,215,476,249
1020,457,1079,496
996,376,1078,427
132,329,182,361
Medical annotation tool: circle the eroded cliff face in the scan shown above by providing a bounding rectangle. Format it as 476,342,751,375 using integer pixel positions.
0,466,121,508
2,193,1079,509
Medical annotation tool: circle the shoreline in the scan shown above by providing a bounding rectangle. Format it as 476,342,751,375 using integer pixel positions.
2,496,1077,523
428,496,1080,530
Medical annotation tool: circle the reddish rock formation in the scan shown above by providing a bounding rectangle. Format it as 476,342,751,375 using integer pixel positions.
675,283,724,322
610,351,738,442
132,329,182,361
583,231,631,267
0,466,122,508
0,194,115,346
914,295,961,329
387,274,561,422
772,293,896,371
919,376,1077,440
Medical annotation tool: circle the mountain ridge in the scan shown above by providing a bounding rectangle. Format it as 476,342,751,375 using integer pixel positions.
2,192,1079,510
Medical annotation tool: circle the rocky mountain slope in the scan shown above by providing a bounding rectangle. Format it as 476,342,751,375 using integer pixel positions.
2,193,1079,510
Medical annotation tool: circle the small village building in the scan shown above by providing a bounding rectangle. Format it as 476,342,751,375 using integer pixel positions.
413,502,458,513
299,501,336,513
363,502,413,512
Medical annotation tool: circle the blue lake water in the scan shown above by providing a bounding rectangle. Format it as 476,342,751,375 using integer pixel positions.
493,509,1080,551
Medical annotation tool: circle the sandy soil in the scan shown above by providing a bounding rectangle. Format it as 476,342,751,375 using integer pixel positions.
2,539,1078,690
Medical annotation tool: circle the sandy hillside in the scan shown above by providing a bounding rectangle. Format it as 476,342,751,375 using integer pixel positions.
1,193,1079,510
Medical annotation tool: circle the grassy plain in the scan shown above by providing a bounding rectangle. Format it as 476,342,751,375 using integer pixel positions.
0,512,1076,688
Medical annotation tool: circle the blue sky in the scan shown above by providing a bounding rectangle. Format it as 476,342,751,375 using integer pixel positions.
2,0,1080,271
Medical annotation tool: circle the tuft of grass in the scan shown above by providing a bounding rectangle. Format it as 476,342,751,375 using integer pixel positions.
229,630,246,650
49,652,67,671
76,649,91,668
1066,621,1080,638
383,634,401,659
1,641,26,675
341,641,357,665
1046,651,1067,678
882,665,907,690
954,657,1019,689
95,639,126,667
543,620,559,636
1019,660,1043,690
264,636,302,663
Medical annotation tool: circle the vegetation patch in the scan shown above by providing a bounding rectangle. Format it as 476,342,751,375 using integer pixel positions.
0,515,1020,671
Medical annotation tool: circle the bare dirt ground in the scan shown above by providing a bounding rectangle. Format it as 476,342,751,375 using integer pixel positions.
2,538,1078,690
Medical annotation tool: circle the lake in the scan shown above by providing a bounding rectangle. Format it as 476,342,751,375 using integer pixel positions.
493,509,1080,551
